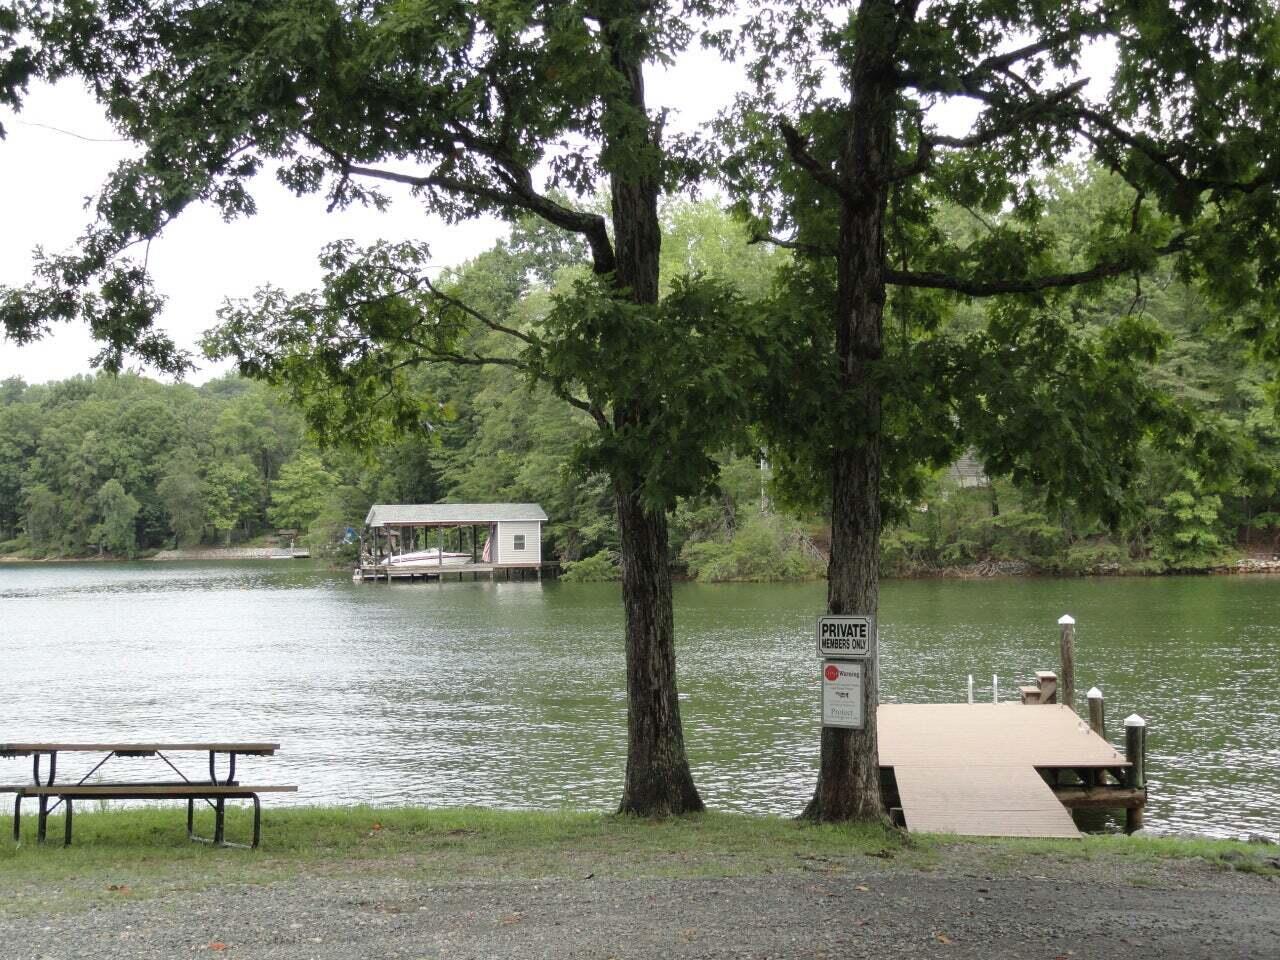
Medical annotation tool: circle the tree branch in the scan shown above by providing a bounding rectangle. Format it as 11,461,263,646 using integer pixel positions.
925,78,1088,150
778,121,849,199
897,26,1103,90
1071,105,1280,196
748,232,835,257
418,274,535,346
341,160,617,275
885,236,1189,296
396,282,607,426
887,112,932,182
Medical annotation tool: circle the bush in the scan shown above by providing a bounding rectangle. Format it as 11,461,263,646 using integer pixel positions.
1153,477,1230,570
879,528,931,576
561,549,621,582
681,514,824,582
1057,541,1126,575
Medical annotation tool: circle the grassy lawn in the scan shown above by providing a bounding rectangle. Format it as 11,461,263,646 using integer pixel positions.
0,806,1275,916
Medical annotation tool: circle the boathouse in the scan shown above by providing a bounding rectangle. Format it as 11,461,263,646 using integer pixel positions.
358,503,551,581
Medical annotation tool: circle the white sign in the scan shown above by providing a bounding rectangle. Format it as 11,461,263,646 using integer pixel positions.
821,659,864,729
816,615,874,659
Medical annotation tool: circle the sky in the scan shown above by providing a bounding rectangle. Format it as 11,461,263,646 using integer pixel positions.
0,30,1113,387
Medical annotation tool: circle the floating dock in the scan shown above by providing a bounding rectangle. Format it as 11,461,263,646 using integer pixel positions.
879,703,1143,838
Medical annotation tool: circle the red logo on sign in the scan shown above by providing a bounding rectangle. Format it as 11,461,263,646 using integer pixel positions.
824,664,840,681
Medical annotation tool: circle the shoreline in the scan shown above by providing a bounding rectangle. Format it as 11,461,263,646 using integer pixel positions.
4,549,1280,580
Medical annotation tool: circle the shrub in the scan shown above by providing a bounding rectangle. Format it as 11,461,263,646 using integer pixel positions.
1153,477,1230,570
681,514,824,582
561,549,622,582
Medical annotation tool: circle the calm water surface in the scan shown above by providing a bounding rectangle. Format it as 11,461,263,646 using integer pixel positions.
1,561,1277,839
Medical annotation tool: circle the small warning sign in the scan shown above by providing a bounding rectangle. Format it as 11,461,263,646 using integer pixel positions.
821,659,864,729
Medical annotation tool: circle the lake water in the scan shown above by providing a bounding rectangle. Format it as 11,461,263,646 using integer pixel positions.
1,561,1277,839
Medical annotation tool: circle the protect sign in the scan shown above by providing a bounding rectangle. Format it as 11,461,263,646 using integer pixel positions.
816,615,874,659
821,660,864,729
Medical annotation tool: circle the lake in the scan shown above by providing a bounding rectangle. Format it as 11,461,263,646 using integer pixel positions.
1,561,1277,840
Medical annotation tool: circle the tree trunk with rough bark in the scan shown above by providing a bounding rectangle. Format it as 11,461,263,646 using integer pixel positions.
604,8,704,817
615,484,704,815
803,0,904,823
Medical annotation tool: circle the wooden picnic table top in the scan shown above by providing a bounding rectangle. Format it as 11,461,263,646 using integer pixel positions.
19,784,297,796
0,742,280,754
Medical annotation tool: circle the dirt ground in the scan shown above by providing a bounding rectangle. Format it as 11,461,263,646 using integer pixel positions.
3,843,1277,959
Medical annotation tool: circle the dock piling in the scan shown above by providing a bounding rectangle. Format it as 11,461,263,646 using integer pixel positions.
1058,614,1076,712
967,674,974,704
992,674,998,704
1087,686,1105,738
1124,713,1147,833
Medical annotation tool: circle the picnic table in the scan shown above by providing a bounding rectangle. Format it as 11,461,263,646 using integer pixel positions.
1,742,296,848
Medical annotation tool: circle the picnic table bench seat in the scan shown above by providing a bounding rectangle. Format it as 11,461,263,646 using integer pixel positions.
13,783,297,848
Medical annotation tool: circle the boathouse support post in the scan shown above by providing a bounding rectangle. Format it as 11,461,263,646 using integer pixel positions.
1058,614,1076,712
1087,687,1105,738
1124,714,1146,832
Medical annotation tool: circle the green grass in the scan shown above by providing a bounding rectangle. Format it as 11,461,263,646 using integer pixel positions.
0,805,1275,917
0,806,909,914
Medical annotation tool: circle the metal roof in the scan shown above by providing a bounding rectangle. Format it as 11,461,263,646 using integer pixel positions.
365,503,547,527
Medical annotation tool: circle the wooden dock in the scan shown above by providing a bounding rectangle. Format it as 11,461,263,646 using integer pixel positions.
355,561,559,582
879,703,1142,838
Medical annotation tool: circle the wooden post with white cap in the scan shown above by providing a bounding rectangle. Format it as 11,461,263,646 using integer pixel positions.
1058,614,1076,713
1087,686,1105,737
1124,713,1147,832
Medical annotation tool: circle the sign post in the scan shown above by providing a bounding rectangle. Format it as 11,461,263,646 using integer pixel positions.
816,615,875,730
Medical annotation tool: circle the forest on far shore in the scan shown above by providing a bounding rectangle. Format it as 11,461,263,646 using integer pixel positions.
4,184,1280,580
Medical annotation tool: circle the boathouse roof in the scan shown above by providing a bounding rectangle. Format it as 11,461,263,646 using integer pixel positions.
364,503,548,528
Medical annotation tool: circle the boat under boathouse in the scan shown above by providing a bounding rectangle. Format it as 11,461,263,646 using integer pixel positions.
357,502,557,582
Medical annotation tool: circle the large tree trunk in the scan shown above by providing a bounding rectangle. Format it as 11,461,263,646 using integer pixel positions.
615,484,704,815
603,6,704,816
803,0,904,823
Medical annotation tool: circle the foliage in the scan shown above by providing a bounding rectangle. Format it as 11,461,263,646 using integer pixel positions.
267,454,335,532
155,462,205,548
91,478,139,557
0,7,35,139
681,513,824,582
23,483,63,555
1153,476,1230,571
0,374,310,554
560,550,622,583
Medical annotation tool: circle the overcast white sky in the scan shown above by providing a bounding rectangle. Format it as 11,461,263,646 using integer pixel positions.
0,35,1113,386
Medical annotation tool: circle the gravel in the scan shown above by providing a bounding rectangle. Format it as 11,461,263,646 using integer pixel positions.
3,850,1277,960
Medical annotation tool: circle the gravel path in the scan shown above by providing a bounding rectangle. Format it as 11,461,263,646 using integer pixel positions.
4,855,1277,960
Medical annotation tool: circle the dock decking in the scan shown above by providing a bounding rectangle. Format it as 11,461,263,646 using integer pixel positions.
879,703,1136,838
355,561,559,582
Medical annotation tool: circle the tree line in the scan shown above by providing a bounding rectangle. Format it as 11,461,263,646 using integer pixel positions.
6,190,1277,572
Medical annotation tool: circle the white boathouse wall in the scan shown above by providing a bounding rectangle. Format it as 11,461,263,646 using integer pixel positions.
494,520,542,564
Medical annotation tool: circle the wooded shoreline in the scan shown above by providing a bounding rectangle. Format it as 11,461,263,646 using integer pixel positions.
4,548,1280,580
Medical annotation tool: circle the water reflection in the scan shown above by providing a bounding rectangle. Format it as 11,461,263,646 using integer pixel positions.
1,562,1277,839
